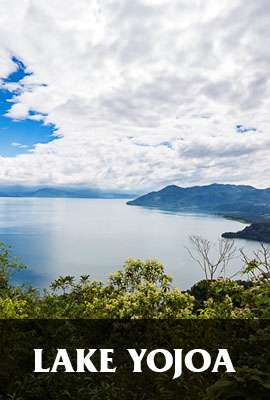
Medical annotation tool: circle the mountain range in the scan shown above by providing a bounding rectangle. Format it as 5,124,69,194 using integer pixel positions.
127,183,270,222
2,183,270,242
0,186,135,199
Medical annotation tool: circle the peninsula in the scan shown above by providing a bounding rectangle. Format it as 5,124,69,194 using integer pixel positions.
222,223,270,243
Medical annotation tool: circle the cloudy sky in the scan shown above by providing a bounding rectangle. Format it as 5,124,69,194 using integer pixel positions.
0,0,269,192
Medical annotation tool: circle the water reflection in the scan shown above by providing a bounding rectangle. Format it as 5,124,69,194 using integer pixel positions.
0,198,260,289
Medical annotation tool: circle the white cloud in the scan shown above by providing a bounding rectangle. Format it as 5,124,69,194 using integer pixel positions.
11,142,29,149
0,0,269,191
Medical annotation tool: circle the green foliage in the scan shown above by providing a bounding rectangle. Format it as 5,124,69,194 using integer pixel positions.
0,242,26,290
198,296,252,319
51,275,75,295
0,243,270,319
0,297,28,318
38,259,194,319
206,368,270,399
243,279,270,318
0,244,270,399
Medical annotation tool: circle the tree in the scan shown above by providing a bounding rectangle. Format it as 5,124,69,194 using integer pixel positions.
0,242,26,290
186,236,236,280
240,243,270,280
50,275,75,295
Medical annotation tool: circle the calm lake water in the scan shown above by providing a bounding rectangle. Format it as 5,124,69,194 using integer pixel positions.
0,198,260,289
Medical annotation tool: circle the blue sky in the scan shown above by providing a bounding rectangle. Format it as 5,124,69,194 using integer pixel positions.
0,1,269,190
0,58,55,157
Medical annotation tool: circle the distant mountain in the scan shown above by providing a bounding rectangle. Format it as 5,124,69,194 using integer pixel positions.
127,183,270,222
0,186,135,199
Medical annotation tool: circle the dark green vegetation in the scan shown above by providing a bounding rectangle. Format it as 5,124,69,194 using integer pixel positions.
127,183,270,222
0,240,270,319
223,223,270,243
1,242,270,399
2,319,270,400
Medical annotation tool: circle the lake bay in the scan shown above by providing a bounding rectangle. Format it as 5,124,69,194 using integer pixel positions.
0,198,260,289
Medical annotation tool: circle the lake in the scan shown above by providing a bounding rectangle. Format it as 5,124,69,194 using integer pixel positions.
0,197,260,289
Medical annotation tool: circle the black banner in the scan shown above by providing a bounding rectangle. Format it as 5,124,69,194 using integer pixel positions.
0,320,270,399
